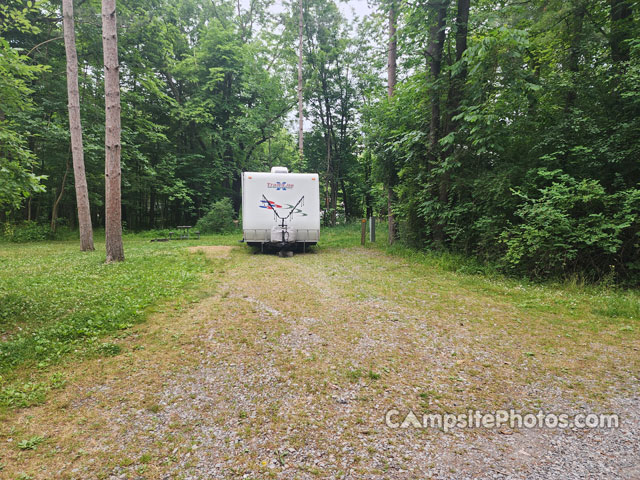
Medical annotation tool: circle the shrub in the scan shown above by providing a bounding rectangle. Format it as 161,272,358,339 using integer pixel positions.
1,221,53,242
501,169,640,280
195,198,235,233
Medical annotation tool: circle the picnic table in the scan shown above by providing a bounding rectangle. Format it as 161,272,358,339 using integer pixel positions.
153,226,200,242
177,225,192,239
166,226,199,240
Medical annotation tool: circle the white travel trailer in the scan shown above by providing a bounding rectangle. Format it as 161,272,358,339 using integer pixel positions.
242,167,320,251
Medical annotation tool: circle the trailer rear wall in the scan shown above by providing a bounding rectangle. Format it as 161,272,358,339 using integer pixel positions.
242,171,320,245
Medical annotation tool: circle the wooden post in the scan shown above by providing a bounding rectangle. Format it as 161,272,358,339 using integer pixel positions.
361,218,366,246
370,216,376,242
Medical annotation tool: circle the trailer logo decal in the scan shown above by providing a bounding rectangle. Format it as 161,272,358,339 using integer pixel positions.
267,181,294,191
258,200,308,216
260,199,282,209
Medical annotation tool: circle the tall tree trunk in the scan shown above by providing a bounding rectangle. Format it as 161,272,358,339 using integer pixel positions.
51,157,71,233
318,69,337,226
388,4,397,98
610,0,633,63
340,178,349,219
326,131,335,226
102,0,124,262
149,187,155,229
427,0,450,161
364,156,372,218
427,0,450,246
446,0,470,119
330,176,337,226
297,0,304,160
565,5,584,110
63,0,94,251
439,0,469,228
387,2,398,245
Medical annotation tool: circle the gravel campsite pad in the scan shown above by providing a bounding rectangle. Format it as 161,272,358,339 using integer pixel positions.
2,245,639,479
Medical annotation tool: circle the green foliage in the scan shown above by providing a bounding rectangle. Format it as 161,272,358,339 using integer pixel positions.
17,436,45,451
0,373,65,409
362,0,640,283
2,0,296,228
298,0,363,224
195,198,236,233
2,0,639,285
502,170,640,279
0,9,48,210
0,121,46,210
97,342,122,356
1,221,53,242
0,380,48,409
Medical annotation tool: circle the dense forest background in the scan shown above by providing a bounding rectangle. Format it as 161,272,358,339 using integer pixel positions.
1,0,639,282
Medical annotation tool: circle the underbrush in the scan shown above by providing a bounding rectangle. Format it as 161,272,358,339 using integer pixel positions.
1,221,54,242
0,221,85,243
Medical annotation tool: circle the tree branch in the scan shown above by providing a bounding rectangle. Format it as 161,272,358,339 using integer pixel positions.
26,36,63,57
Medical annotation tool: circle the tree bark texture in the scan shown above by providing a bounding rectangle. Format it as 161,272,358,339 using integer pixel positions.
427,0,450,164
298,0,304,160
427,0,450,246
63,0,94,251
102,0,124,262
387,2,398,245
388,4,397,98
440,0,470,204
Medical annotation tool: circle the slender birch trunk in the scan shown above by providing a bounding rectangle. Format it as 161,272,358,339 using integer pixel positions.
102,0,124,262
62,0,94,251
387,2,397,245
297,0,304,160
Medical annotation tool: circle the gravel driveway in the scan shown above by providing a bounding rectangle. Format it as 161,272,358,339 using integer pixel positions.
4,246,639,479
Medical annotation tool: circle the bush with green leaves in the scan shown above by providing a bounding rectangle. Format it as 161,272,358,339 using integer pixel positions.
1,221,53,243
195,198,235,233
501,170,640,280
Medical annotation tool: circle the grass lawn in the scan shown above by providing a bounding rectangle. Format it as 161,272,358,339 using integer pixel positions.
0,232,238,409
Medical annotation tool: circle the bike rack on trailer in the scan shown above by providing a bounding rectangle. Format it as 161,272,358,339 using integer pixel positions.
261,194,305,249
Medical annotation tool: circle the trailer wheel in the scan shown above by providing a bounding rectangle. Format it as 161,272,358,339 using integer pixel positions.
278,250,294,258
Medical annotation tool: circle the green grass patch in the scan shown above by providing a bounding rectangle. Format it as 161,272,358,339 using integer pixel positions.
17,436,45,451
316,223,366,249
347,222,640,333
0,235,219,383
307,223,638,338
